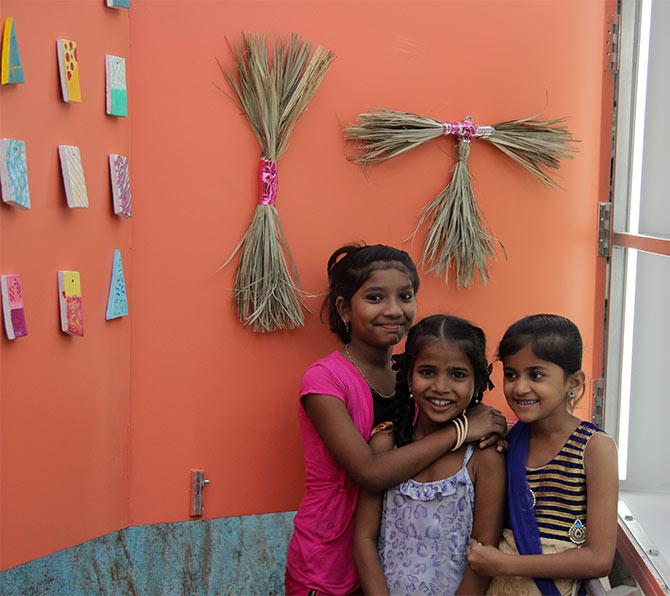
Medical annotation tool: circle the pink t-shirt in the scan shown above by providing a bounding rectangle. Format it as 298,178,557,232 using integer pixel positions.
286,350,374,595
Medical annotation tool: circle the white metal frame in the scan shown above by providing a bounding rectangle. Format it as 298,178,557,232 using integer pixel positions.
602,0,669,478
604,1,670,592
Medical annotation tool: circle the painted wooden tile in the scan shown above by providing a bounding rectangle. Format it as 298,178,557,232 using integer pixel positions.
1,17,24,84
106,0,131,8
1,274,28,340
57,39,81,103
58,271,83,336
106,250,128,320
106,55,127,117
109,154,132,216
58,145,89,208
0,138,30,209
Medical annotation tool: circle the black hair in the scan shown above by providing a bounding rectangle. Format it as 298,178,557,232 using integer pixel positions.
497,314,583,375
391,315,492,447
321,243,420,343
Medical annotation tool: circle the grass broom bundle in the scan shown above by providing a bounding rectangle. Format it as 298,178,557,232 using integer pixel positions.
218,33,334,332
418,139,497,286
345,110,577,286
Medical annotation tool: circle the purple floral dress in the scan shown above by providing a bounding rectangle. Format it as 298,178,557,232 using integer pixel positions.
378,444,475,595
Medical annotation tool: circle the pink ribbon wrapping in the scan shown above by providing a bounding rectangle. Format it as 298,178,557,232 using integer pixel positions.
259,159,278,206
442,118,494,141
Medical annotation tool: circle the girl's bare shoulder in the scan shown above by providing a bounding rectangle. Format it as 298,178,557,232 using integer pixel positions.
466,445,505,486
584,431,618,465
472,443,505,466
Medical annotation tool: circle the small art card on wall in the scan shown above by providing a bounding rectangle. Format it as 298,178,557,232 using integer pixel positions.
1,17,24,84
1,274,28,340
0,138,30,209
58,145,89,208
106,55,127,117
57,39,81,103
58,270,83,336
106,250,128,320
109,154,132,216
106,0,131,8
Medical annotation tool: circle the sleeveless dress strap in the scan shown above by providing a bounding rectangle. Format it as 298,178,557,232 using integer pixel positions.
462,443,476,467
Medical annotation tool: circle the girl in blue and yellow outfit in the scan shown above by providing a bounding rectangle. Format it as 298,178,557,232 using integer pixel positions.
468,314,619,596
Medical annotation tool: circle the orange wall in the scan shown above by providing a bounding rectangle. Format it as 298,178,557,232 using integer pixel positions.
1,1,132,569
129,0,610,523
1,0,612,570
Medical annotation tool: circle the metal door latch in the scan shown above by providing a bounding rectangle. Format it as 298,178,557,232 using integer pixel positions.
191,470,210,517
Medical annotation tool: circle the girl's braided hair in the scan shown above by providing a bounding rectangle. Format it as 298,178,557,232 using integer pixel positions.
321,243,420,343
390,315,493,447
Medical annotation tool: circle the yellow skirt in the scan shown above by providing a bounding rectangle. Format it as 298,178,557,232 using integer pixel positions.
486,529,580,596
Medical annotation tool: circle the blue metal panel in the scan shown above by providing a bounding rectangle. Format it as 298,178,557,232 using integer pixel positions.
1,512,296,595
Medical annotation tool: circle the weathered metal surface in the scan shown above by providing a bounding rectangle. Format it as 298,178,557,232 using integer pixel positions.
190,470,210,517
0,512,296,595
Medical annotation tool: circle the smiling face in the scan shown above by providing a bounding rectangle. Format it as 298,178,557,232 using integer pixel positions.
502,345,583,424
337,265,416,348
411,339,475,429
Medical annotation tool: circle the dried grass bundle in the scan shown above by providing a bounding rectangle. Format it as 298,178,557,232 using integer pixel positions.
345,110,444,163
418,141,498,286
218,33,334,332
484,116,576,187
345,109,577,286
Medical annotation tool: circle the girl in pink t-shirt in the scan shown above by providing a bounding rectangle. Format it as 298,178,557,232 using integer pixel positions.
285,244,508,595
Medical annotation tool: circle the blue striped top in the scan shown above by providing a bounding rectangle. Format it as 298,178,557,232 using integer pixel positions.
526,420,602,543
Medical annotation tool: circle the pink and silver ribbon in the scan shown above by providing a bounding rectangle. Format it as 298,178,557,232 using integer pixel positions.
258,159,278,206
441,118,495,142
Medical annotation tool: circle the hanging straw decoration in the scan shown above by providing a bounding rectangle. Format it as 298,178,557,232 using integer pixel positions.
345,110,577,287
217,33,334,332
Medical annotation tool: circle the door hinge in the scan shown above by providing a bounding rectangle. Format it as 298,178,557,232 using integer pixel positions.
605,14,620,73
597,202,612,257
592,378,605,428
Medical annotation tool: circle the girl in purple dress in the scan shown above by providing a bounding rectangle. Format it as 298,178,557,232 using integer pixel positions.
354,315,506,595
286,246,508,595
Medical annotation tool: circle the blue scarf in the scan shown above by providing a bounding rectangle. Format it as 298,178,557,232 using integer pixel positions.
506,422,561,596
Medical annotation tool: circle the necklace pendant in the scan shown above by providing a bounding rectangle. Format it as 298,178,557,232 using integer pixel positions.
568,518,586,545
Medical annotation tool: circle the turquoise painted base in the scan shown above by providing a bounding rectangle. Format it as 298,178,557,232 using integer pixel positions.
1,512,295,595
8,24,25,84
110,89,128,117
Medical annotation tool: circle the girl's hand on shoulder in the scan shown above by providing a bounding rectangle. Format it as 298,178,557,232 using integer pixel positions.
369,424,394,454
466,539,508,576
466,404,508,449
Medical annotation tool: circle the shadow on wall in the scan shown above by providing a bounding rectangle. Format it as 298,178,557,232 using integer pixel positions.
0,512,295,595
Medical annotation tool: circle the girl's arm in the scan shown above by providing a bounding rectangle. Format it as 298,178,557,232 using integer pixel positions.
304,395,507,492
456,446,506,595
468,433,619,579
353,430,394,596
